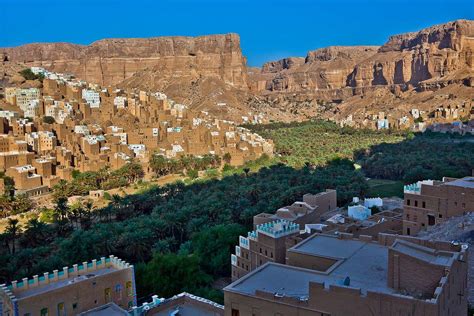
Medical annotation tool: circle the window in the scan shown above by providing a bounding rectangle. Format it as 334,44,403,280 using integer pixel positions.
40,308,48,316
232,309,240,316
462,203,466,208
259,248,262,254
270,252,273,258
406,214,410,220
115,284,123,300
406,199,410,205
265,250,267,256
422,201,426,208
126,281,133,296
439,214,443,218
414,200,418,207
105,288,112,302
57,302,65,316
72,303,78,310
407,228,411,236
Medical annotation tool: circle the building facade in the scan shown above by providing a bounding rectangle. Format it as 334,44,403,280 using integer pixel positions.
403,174,474,235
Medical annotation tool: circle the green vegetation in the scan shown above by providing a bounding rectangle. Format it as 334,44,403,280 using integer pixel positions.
244,120,404,167
357,131,474,183
366,179,404,198
19,68,44,81
245,120,474,184
2,119,474,304
150,154,221,177
0,194,33,218
0,172,33,218
42,116,56,124
52,162,144,199
0,159,367,303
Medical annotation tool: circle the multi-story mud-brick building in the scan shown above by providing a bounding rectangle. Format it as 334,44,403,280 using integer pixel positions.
0,255,137,316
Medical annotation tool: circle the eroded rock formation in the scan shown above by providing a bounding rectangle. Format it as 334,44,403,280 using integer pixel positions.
252,20,474,94
2,33,248,89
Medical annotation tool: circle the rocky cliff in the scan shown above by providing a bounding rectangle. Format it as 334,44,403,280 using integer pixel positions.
2,33,248,89
348,19,474,88
250,20,474,94
249,46,379,92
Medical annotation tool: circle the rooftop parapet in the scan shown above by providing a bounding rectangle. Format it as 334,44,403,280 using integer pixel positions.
130,294,164,315
256,219,300,238
1,255,131,296
404,180,434,194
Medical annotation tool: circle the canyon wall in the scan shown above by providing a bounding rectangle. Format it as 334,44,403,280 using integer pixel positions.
249,46,379,92
348,19,474,88
250,19,474,94
2,33,248,89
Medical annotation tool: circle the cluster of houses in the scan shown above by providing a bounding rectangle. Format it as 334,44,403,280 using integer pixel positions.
338,100,473,132
0,67,273,197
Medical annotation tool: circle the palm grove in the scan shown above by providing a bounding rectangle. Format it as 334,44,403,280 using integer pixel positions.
1,120,473,304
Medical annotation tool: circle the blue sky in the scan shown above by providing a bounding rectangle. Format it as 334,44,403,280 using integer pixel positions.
1,0,473,66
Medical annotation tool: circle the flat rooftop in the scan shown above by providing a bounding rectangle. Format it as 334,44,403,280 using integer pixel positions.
227,234,393,296
291,234,366,259
227,234,458,298
14,266,118,299
443,177,474,189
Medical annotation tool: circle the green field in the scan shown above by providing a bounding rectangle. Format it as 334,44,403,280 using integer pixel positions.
244,120,405,168
366,179,404,198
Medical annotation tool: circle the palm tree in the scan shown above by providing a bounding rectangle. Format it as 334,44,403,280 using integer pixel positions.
5,218,20,254
21,218,49,248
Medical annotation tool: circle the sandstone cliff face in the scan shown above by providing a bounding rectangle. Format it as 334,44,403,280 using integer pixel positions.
2,33,248,88
251,20,474,94
249,46,379,92
348,20,474,88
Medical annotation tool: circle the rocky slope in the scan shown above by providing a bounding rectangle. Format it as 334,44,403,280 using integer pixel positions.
246,19,474,123
1,33,248,89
